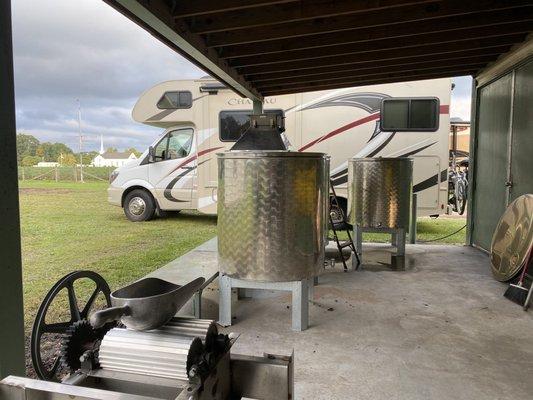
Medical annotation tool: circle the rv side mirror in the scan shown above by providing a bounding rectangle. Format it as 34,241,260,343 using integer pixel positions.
148,146,155,163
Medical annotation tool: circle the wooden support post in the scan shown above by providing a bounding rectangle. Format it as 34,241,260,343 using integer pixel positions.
253,99,263,114
0,0,25,378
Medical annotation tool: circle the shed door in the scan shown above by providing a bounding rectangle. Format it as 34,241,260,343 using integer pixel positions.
471,58,533,251
471,74,512,250
509,60,533,201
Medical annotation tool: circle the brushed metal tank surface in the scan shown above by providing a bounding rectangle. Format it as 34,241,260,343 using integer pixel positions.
348,158,413,229
217,151,329,282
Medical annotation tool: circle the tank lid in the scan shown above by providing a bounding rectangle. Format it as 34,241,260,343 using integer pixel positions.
218,150,327,159
350,157,413,162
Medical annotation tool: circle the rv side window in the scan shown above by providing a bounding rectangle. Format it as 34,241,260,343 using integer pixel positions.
219,109,284,141
167,129,193,159
154,135,169,160
157,91,193,109
153,129,193,161
380,98,439,131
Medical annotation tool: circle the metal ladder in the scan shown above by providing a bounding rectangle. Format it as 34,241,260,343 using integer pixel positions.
329,182,361,271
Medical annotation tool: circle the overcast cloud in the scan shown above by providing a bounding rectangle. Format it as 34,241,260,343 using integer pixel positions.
12,0,203,152
12,0,472,152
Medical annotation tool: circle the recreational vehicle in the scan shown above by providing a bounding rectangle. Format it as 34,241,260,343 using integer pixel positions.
108,77,451,221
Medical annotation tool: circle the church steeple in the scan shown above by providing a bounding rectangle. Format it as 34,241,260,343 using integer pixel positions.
99,134,104,155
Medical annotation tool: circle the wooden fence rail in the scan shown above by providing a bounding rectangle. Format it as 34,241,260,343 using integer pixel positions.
18,166,114,182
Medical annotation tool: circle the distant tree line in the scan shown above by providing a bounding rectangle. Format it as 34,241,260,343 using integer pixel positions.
16,133,141,167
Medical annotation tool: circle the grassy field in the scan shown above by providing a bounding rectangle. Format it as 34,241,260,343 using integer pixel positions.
341,216,467,244
19,180,217,334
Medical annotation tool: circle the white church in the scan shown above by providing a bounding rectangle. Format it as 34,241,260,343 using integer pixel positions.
91,135,138,167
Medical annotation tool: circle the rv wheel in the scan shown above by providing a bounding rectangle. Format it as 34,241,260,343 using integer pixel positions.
329,196,348,225
124,189,156,222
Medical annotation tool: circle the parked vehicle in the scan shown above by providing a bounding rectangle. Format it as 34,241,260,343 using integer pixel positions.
108,77,451,221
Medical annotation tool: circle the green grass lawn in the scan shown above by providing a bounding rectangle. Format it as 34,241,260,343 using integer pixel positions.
333,216,467,244
19,180,217,334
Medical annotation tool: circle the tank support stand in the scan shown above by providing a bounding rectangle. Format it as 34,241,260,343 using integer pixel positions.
218,275,313,331
352,226,406,269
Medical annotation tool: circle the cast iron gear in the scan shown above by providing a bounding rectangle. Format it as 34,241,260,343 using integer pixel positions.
60,320,115,372
30,270,112,381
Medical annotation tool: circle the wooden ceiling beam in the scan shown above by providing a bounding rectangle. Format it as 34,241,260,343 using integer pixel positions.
187,0,438,34
260,68,479,96
217,8,532,59
253,61,490,88
247,53,500,82
229,27,530,68
206,0,532,47
236,39,520,75
171,0,298,19
105,0,530,99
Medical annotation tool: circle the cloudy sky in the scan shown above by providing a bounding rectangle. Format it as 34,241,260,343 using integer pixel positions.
12,0,472,152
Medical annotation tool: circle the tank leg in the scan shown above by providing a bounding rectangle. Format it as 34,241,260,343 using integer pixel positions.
192,291,202,318
391,232,398,247
308,278,315,301
353,225,363,268
292,279,309,331
396,228,406,257
218,274,232,327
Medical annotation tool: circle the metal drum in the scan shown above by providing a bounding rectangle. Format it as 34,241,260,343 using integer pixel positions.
348,157,413,229
217,151,329,282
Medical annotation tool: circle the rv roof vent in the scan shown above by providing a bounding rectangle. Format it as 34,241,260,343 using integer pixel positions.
200,83,227,94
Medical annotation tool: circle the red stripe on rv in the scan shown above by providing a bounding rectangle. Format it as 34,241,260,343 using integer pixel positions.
298,113,380,152
198,146,224,157
298,105,449,152
176,146,223,169
165,146,223,177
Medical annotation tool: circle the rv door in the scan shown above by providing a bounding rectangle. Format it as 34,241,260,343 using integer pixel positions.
148,128,195,210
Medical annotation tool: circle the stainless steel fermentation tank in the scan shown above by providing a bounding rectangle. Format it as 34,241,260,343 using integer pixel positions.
217,151,329,282
347,157,414,267
348,157,413,229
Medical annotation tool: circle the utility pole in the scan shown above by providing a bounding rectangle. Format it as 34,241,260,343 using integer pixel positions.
77,98,84,183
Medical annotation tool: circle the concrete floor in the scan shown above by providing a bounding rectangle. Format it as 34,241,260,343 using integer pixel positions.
150,238,533,400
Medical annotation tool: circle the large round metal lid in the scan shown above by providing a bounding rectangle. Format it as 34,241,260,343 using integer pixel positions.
217,150,327,159
490,194,533,282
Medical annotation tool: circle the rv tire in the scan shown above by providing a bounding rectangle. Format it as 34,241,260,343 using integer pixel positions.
124,189,156,222
329,196,350,226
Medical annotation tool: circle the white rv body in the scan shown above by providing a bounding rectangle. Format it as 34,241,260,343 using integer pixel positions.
108,77,451,220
